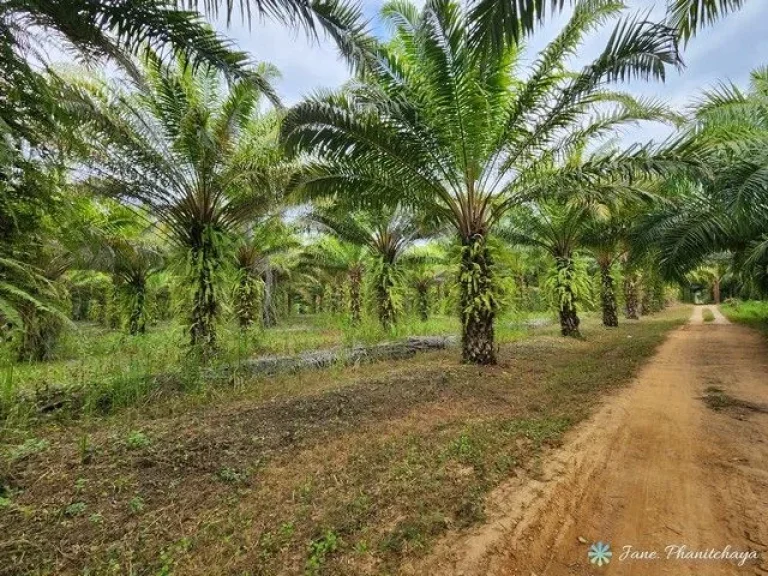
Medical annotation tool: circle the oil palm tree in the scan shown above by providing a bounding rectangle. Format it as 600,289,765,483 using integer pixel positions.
234,219,299,328
301,237,368,323
306,206,422,328
402,245,447,322
79,58,281,353
284,0,693,362
499,201,600,337
583,216,625,327
89,237,164,334
637,67,768,293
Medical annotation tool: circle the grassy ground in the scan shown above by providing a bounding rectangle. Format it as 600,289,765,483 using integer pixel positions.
720,300,768,334
0,306,689,576
0,312,543,423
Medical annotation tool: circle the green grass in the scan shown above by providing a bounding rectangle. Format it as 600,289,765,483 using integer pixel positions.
720,300,768,334
702,308,715,322
0,311,550,424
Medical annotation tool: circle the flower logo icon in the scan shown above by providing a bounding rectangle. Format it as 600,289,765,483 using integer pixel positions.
588,541,612,567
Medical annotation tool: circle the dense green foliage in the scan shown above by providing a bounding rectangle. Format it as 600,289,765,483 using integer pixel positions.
0,0,764,404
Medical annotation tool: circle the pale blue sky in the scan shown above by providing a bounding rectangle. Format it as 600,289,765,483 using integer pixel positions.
216,0,768,144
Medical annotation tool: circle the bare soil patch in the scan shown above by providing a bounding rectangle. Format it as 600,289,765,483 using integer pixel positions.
418,306,768,576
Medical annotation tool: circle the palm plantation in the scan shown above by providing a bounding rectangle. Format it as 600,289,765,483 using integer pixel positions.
3,0,768,574
283,0,691,362
78,58,281,351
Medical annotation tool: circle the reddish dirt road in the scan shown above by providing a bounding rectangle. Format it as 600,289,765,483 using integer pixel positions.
417,306,768,575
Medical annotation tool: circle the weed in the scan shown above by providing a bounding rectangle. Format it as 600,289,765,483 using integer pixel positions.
89,513,104,524
702,309,715,322
78,434,93,464
721,300,768,334
702,386,768,414
278,522,295,539
129,496,145,514
306,531,341,574
125,430,150,450
157,537,192,576
217,467,248,484
6,438,49,462
64,501,87,517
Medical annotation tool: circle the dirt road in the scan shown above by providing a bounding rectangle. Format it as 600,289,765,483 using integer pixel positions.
419,306,768,575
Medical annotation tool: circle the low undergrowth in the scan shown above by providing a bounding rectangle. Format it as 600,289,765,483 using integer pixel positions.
0,313,538,425
702,308,715,322
0,307,689,575
720,300,768,334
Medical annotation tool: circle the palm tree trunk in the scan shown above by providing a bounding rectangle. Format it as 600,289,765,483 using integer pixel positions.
713,278,721,304
262,267,277,327
128,283,147,335
189,243,218,353
640,281,651,316
652,277,665,312
235,273,258,329
376,262,396,329
459,234,496,365
555,257,581,337
105,283,121,329
417,285,429,322
349,268,362,324
623,269,640,320
599,261,618,328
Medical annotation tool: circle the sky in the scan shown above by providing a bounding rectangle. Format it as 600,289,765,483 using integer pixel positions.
214,0,768,145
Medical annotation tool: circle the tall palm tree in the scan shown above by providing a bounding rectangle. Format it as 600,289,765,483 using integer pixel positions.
301,237,368,323
89,237,164,335
499,201,599,337
402,244,447,322
284,0,691,362
306,206,422,328
79,58,281,353
637,67,768,293
234,219,299,328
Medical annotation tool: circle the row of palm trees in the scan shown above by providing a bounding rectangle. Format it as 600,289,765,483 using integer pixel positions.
2,0,762,365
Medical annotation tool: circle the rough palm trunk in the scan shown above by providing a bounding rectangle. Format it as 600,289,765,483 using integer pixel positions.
640,282,651,316
599,261,618,328
128,283,147,335
459,234,496,365
416,284,429,322
712,278,721,304
235,272,259,329
623,269,640,320
375,262,396,329
189,241,218,353
651,277,665,312
555,256,581,337
329,283,341,315
261,267,277,327
348,268,362,324
105,284,121,329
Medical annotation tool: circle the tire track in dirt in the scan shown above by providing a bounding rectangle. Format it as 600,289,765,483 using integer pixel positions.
416,307,768,575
